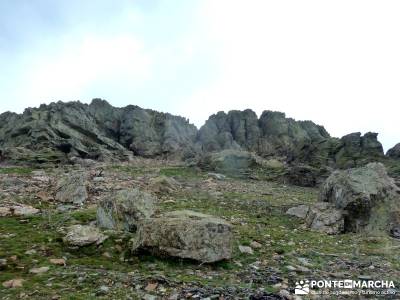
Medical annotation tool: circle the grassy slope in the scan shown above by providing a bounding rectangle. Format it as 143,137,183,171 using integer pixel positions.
0,165,399,299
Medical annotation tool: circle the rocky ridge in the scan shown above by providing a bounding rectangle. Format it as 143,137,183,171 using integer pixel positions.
198,110,385,169
0,99,198,163
0,99,397,173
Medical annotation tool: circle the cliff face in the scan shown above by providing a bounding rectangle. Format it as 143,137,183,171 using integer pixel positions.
0,99,198,163
0,99,387,167
387,143,400,159
197,110,384,168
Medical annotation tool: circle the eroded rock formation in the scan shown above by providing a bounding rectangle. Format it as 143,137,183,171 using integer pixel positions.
0,99,198,163
0,99,393,172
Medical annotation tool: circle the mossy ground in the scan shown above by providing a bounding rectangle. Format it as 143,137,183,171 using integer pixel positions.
1,163,400,299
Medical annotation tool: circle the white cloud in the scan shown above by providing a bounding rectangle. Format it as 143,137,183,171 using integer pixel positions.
178,0,400,150
1,1,399,151
24,33,152,105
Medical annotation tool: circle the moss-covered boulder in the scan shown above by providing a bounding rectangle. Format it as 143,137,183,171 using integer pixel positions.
320,162,400,234
133,210,233,263
55,172,88,205
97,189,156,231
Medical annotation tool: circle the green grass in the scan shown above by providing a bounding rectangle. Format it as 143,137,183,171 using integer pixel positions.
0,166,34,174
159,166,203,178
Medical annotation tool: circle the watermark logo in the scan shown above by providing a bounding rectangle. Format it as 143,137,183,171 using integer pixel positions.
295,280,310,295
293,279,397,296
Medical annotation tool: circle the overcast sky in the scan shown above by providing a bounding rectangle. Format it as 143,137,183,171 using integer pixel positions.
0,0,399,151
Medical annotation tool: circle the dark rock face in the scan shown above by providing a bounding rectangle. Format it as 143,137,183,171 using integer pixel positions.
198,110,331,162
333,132,384,168
197,110,260,152
387,143,400,159
119,105,198,158
285,165,320,187
197,110,384,169
0,101,387,170
0,99,198,163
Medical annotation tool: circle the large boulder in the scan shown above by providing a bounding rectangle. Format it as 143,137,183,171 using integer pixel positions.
55,172,88,205
387,143,400,159
97,189,156,231
132,210,233,263
320,162,400,234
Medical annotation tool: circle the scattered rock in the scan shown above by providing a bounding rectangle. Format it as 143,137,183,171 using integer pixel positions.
239,245,254,255
25,249,37,255
286,204,310,219
0,205,39,217
0,207,11,217
278,289,291,299
287,202,344,234
29,266,50,274
297,257,313,267
145,282,158,292
2,278,24,288
12,205,39,216
93,176,104,182
305,202,344,234
9,255,17,262
49,258,66,266
250,241,262,249
133,210,233,263
390,225,400,239
63,225,107,247
148,176,181,194
56,204,76,212
143,294,157,300
0,258,7,270
96,285,110,295
286,265,297,272
97,189,156,231
55,172,88,205
70,157,97,167
207,173,226,180
12,205,40,216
